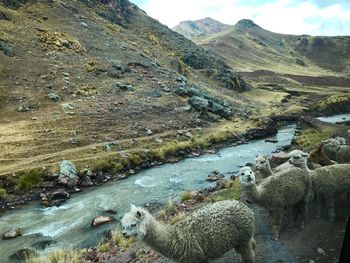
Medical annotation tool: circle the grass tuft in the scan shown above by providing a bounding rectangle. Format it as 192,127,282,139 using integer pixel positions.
0,187,7,199
112,230,135,248
26,249,86,263
16,170,42,191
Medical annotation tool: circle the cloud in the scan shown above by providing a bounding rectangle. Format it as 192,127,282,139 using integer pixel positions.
130,0,350,36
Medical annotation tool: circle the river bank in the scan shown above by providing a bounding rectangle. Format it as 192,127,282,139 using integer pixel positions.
0,113,349,263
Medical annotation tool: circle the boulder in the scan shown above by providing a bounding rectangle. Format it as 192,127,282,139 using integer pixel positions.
91,215,115,227
51,189,70,200
9,249,37,261
2,228,22,240
59,160,78,187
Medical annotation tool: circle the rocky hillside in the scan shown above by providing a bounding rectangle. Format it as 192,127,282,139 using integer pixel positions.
0,0,252,177
172,17,229,39
195,19,350,77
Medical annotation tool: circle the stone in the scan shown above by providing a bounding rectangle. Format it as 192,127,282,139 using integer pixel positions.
60,160,77,179
146,128,153,135
9,249,37,261
265,139,278,143
109,59,122,70
189,96,209,113
2,228,22,239
80,22,88,28
91,215,115,227
109,250,137,263
18,104,30,112
48,92,61,102
51,189,70,200
31,240,57,250
185,131,193,138
115,82,134,91
59,160,78,187
206,170,224,182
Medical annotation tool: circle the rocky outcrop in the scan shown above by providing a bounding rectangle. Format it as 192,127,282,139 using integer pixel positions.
176,84,234,119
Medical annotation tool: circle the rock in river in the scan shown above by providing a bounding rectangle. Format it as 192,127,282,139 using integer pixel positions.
2,228,22,240
59,160,78,187
91,215,115,227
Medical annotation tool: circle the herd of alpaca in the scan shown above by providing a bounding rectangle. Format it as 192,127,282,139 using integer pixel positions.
121,136,350,263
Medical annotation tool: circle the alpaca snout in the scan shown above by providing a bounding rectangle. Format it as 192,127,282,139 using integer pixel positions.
122,231,128,237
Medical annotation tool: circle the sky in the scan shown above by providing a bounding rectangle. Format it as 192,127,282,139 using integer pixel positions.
129,0,350,36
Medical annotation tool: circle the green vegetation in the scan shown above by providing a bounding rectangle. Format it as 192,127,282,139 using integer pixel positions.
295,128,333,151
210,180,241,202
26,249,86,263
112,230,135,248
0,187,7,199
97,243,111,253
313,94,350,113
16,170,42,191
180,191,194,202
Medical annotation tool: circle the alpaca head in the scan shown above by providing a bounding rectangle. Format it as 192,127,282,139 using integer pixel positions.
121,204,147,239
309,144,334,166
288,150,309,167
237,166,256,186
255,154,270,171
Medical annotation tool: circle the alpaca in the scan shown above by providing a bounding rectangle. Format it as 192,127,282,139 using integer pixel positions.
288,149,350,222
237,166,311,240
121,201,255,263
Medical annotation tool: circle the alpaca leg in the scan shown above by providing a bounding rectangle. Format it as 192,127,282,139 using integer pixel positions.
296,199,308,228
325,195,335,222
315,194,323,219
271,209,283,240
235,238,255,263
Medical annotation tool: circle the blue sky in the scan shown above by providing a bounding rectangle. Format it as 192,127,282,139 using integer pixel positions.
129,0,350,36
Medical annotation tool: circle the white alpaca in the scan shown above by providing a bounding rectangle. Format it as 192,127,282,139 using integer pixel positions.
237,166,311,240
288,149,350,222
121,201,255,263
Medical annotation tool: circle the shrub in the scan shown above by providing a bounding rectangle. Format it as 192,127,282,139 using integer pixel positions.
16,170,42,191
97,243,111,253
180,191,193,202
0,188,7,199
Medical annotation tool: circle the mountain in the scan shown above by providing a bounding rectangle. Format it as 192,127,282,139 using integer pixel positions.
195,19,350,76
172,17,229,39
0,0,251,176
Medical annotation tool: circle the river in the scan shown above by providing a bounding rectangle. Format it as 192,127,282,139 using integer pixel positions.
0,113,348,262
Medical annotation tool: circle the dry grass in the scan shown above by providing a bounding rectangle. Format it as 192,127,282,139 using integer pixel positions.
26,249,86,263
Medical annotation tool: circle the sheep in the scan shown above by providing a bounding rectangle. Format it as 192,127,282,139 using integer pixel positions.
236,166,311,240
121,201,255,263
288,149,350,222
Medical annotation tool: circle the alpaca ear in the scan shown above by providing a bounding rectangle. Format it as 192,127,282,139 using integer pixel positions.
301,152,309,158
131,204,136,210
136,210,144,219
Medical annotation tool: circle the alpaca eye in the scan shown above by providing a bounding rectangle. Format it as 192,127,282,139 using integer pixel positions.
131,223,137,227
241,173,244,175
250,171,252,174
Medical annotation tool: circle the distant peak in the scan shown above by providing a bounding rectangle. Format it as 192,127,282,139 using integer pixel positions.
236,19,260,28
